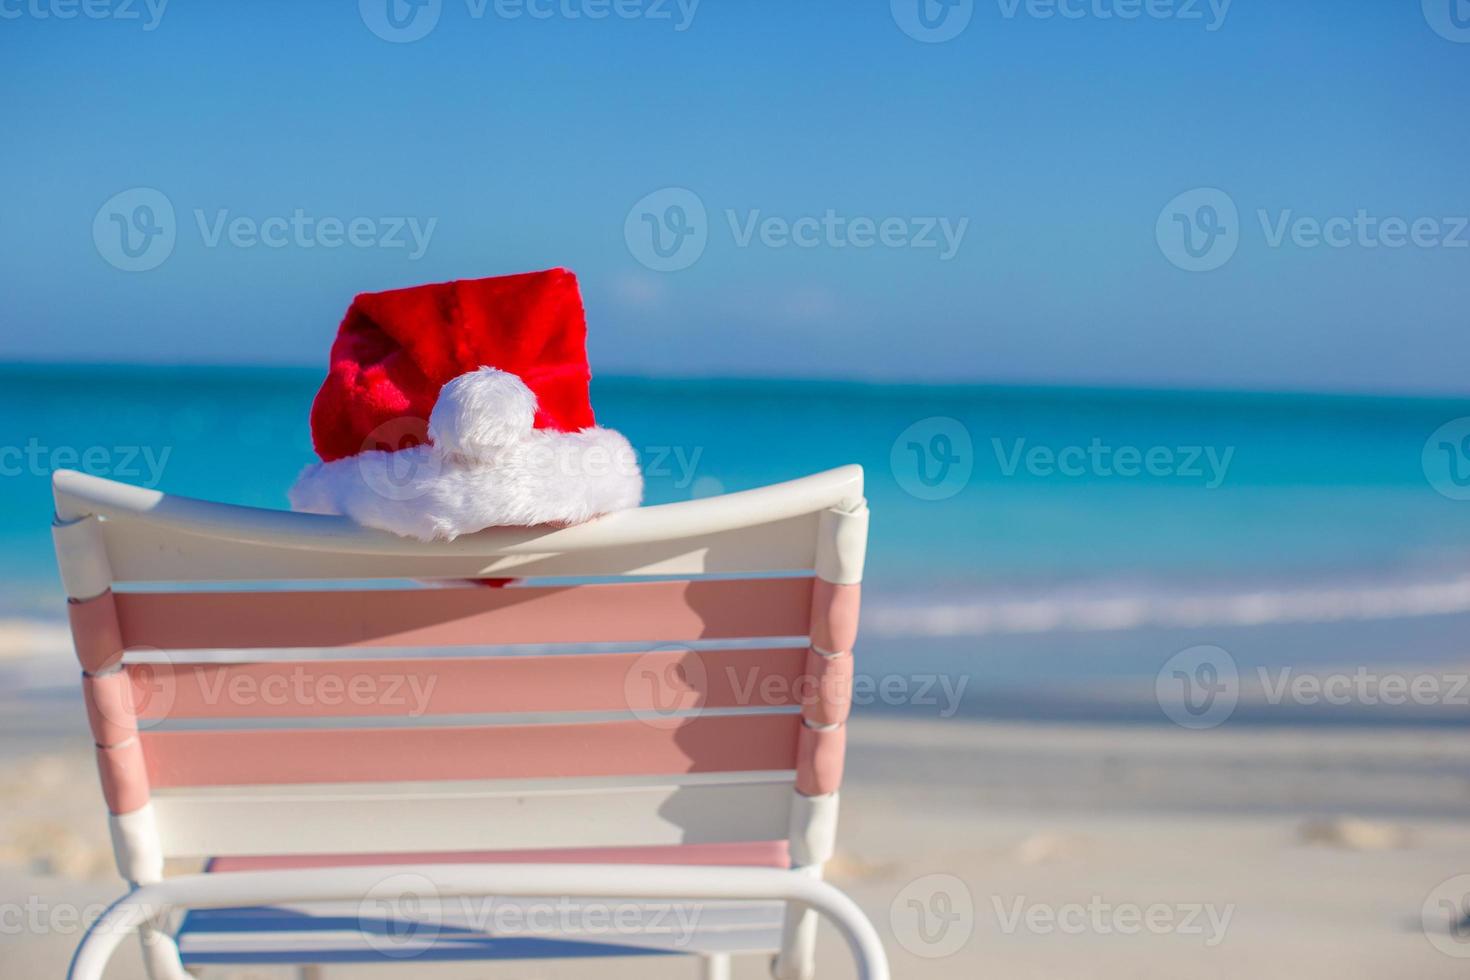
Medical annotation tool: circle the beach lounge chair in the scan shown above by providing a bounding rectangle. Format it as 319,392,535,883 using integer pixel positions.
51,465,885,980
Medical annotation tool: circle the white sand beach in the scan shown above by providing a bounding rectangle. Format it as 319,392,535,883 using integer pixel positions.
4,708,1468,979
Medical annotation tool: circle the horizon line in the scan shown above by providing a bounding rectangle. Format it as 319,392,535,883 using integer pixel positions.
3,359,1469,406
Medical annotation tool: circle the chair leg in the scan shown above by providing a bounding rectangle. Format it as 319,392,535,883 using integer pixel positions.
772,900,818,980
702,952,732,980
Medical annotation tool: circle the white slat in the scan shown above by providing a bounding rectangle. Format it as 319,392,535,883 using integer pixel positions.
178,897,785,958
51,465,864,583
97,512,822,581
151,774,797,858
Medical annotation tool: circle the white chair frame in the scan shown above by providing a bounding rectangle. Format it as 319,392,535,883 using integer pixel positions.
67,864,889,980
52,465,882,980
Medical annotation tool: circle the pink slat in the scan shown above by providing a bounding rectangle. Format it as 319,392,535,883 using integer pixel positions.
208,841,790,873
127,648,805,720
795,723,847,797
96,739,150,814
83,671,137,746
141,714,801,788
68,591,124,673
810,580,861,654
799,648,854,727
112,578,813,651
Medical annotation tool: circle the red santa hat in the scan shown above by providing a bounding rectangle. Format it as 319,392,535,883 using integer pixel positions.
289,268,642,540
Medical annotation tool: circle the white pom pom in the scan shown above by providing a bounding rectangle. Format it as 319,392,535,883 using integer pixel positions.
428,367,537,460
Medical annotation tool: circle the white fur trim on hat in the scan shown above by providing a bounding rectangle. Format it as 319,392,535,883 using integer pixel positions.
289,368,643,541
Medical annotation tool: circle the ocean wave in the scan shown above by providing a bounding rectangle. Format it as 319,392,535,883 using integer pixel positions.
865,575,1470,637
9,574,1470,660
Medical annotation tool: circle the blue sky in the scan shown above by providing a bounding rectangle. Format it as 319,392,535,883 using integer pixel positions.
2,1,1467,393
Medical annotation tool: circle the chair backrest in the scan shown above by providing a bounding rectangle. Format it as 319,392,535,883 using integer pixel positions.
51,466,867,887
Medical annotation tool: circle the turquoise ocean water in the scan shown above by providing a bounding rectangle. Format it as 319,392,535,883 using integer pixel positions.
6,364,1470,722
